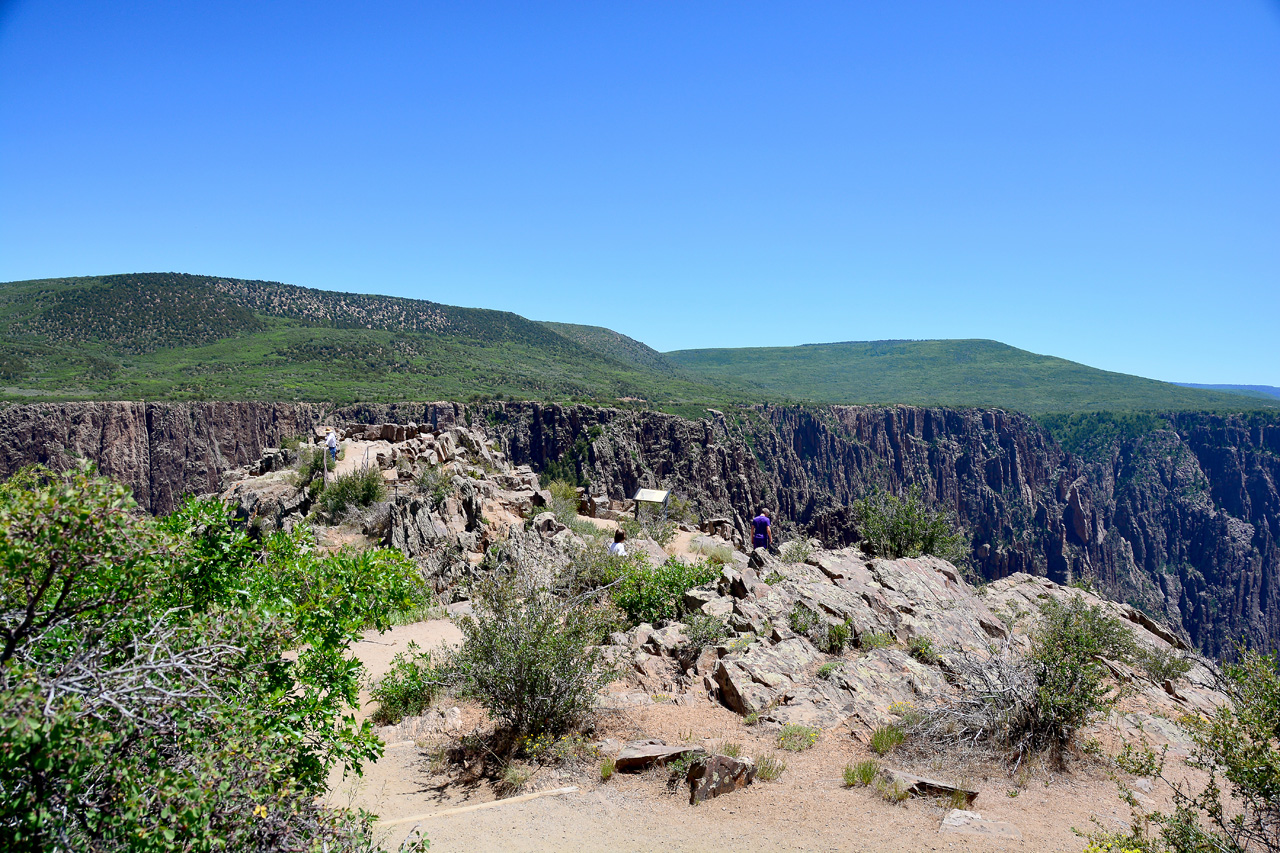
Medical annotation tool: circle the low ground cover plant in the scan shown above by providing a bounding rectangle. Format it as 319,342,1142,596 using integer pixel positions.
777,724,820,752
844,759,880,787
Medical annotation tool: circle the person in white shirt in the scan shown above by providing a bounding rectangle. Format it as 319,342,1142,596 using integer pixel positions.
608,528,627,556
325,428,338,461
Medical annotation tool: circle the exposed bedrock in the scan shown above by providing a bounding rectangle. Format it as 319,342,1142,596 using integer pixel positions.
1,399,1277,656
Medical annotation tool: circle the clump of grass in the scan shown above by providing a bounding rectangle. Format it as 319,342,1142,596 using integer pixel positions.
817,662,840,680
874,776,909,804
947,785,970,810
860,631,895,651
714,742,743,758
600,756,615,782
908,635,938,664
844,759,880,788
497,762,533,796
755,754,787,782
777,724,820,752
743,712,761,726
869,724,905,756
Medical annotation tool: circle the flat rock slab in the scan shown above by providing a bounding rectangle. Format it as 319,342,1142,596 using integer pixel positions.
881,768,978,806
940,809,1022,841
688,755,755,804
615,741,706,772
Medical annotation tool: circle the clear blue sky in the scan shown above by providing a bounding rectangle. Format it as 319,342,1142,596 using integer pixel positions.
2,1,1277,384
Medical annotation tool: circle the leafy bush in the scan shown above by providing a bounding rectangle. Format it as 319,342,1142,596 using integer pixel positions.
852,485,968,564
370,642,442,726
817,662,840,680
909,597,1135,768
316,467,386,520
546,479,581,525
451,568,615,740
415,463,453,510
822,620,853,655
610,557,719,625
1131,644,1192,684
789,603,822,635
777,724,820,752
869,724,905,755
0,464,425,852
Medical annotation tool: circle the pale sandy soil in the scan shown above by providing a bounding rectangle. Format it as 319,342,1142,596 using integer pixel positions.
327,619,1200,853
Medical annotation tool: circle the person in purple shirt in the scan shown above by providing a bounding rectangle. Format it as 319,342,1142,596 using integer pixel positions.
751,507,772,551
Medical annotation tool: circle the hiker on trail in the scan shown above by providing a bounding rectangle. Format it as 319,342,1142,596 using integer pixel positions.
325,428,338,462
608,528,627,557
752,507,772,551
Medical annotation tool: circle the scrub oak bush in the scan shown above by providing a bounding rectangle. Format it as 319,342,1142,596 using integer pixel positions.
0,464,428,852
909,596,1142,768
316,467,386,520
609,556,718,625
370,641,443,726
451,568,615,741
852,485,969,565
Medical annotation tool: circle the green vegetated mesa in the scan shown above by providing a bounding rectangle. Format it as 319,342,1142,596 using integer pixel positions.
666,338,1275,415
2,272,1272,415
0,273,745,408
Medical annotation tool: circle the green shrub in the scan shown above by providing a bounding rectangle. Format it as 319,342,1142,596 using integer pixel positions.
789,603,822,636
755,754,786,781
546,479,580,524
845,759,880,787
610,557,718,625
0,464,426,852
822,620,853,655
869,724,905,756
316,467,386,519
908,635,938,664
451,568,615,740
370,642,442,726
860,631,895,651
780,539,813,564
415,463,453,510
777,724,820,752
1131,644,1192,684
682,613,729,652
600,756,615,781
852,485,968,564
817,662,840,680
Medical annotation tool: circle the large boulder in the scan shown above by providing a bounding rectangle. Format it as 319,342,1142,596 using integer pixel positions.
688,754,755,804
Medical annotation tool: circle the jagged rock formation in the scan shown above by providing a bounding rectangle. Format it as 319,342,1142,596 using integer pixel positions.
2,399,1277,655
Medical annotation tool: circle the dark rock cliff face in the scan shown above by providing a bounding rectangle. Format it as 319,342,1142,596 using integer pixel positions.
481,402,1280,657
0,402,315,514
1,400,1277,655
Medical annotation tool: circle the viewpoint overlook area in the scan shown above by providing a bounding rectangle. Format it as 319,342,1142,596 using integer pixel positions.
3,274,1279,852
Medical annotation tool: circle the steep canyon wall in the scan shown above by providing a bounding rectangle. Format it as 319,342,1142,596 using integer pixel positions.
1,400,1276,656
